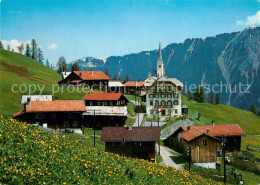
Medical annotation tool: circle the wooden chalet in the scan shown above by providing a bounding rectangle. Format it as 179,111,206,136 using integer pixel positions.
13,99,86,129
123,81,145,95
58,71,110,90
164,124,246,163
82,93,128,128
101,126,160,162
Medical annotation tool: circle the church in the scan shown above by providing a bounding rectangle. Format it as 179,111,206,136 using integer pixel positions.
145,43,183,118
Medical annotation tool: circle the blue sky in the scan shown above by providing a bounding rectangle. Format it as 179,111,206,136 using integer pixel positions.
1,0,260,65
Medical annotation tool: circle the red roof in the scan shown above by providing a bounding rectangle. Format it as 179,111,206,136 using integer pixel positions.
83,93,123,101
180,127,220,142
101,127,160,142
71,80,82,84
182,124,246,137
13,110,25,118
123,81,145,87
25,100,86,112
73,71,110,80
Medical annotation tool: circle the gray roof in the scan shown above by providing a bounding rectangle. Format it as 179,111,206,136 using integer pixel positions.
108,81,123,87
21,95,52,104
182,105,189,109
157,76,183,88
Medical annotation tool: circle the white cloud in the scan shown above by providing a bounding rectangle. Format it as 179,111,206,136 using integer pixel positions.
48,43,58,49
2,39,30,53
237,11,260,26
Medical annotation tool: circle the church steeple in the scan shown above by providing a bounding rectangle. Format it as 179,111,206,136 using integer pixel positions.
157,42,164,78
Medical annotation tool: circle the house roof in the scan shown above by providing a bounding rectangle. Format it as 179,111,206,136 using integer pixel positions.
157,76,183,88
123,81,145,87
71,80,82,84
182,124,246,137
25,100,86,113
62,72,71,79
101,127,160,142
182,105,189,109
73,71,110,80
108,81,124,87
180,127,220,142
13,110,25,118
82,93,123,101
21,95,52,104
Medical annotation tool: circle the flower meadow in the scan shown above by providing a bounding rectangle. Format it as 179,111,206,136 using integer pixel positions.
0,116,222,184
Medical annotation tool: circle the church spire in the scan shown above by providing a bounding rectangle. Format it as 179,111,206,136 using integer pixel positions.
157,42,164,77
157,42,163,64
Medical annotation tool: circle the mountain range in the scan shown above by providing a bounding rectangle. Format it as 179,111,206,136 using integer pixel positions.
69,27,260,110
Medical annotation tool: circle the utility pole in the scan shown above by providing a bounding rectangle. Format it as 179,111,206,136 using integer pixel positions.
93,110,96,147
222,135,227,184
188,144,191,172
158,110,160,155
138,99,140,127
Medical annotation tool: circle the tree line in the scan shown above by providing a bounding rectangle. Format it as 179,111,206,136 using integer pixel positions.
0,39,52,69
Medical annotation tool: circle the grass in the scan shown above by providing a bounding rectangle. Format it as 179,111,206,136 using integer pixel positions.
125,117,136,126
156,154,162,164
0,116,221,184
124,94,142,102
127,101,136,117
182,96,260,135
0,50,92,115
241,136,260,158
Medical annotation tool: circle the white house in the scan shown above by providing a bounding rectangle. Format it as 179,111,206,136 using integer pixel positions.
145,43,183,118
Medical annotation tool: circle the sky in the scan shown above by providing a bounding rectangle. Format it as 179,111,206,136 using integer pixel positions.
1,0,260,65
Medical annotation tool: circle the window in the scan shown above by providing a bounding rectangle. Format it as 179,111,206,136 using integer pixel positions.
161,94,166,98
161,101,166,106
203,140,207,146
97,102,101,106
154,94,159,98
110,102,114,106
167,86,172,91
104,102,108,106
159,65,161,68
173,100,179,105
156,86,160,91
175,109,178,114
150,110,154,114
155,101,159,106
174,93,179,98
149,94,153,98
150,101,153,106
195,140,199,146
89,102,93,106
167,101,172,106
167,94,172,98
52,114,56,119
36,114,43,119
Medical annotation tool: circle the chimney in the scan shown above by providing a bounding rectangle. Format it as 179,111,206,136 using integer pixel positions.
91,70,93,76
79,72,81,77
187,126,190,131
212,120,215,125
207,128,209,134
27,97,31,105
129,123,132,131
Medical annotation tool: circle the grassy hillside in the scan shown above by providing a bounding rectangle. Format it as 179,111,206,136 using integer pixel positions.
0,116,220,184
182,96,260,135
0,50,89,115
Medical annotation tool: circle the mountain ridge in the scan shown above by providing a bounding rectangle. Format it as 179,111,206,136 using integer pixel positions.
70,27,260,110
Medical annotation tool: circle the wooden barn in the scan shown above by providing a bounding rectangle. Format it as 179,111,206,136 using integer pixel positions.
82,93,128,128
101,126,160,162
123,81,145,95
13,99,86,129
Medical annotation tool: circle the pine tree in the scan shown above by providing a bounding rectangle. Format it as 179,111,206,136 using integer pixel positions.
125,74,130,81
57,56,67,74
7,45,11,51
37,48,44,63
208,92,214,104
71,62,80,71
214,93,221,105
113,73,118,80
104,67,111,78
0,41,3,49
188,90,193,100
17,43,24,54
193,86,205,103
248,104,257,114
31,39,37,60
25,43,31,57
46,59,50,68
